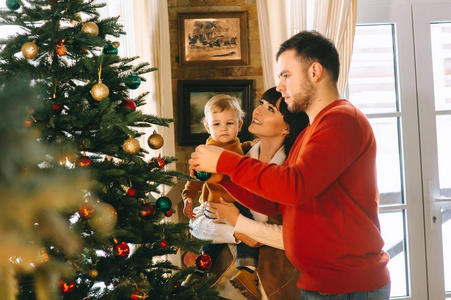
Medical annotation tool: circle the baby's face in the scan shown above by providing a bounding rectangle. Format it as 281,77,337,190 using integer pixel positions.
204,109,242,144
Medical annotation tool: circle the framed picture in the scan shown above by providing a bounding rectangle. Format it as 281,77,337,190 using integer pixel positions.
177,79,254,146
178,11,249,67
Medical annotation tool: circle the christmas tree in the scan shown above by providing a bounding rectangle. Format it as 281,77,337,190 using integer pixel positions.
0,1,218,299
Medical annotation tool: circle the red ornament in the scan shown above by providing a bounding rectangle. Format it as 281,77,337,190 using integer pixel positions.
172,281,182,294
77,157,91,167
159,240,168,248
151,157,165,168
122,99,137,110
78,203,95,219
164,209,174,217
127,187,136,197
56,44,67,56
131,290,148,299
53,103,63,113
139,203,155,219
59,279,75,294
113,242,130,259
195,253,212,271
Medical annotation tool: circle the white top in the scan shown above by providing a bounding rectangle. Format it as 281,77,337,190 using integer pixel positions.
189,142,285,249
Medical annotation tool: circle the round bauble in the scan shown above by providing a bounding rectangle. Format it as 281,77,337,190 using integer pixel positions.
113,242,130,259
103,43,118,55
123,137,140,155
195,253,212,271
159,239,168,248
194,170,211,181
91,82,109,101
131,291,148,300
126,187,136,197
122,99,136,110
112,41,120,48
76,156,92,167
58,279,75,294
139,203,155,219
81,22,99,35
88,202,118,234
78,202,95,219
125,74,141,89
6,0,20,10
156,196,172,212
89,269,98,278
147,130,164,150
21,41,38,59
164,208,174,217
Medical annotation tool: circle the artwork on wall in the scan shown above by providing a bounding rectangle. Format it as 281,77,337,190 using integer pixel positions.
177,79,254,146
177,11,249,67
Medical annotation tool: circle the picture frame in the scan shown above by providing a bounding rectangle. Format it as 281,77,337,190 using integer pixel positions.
177,11,249,67
177,79,254,146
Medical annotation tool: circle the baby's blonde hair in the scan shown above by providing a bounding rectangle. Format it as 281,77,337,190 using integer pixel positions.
203,94,245,123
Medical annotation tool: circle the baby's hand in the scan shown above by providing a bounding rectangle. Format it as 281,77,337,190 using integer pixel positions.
183,198,196,220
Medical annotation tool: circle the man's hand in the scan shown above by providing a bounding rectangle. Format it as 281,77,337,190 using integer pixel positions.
188,145,225,176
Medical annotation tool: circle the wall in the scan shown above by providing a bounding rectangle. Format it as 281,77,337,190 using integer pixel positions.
167,0,264,174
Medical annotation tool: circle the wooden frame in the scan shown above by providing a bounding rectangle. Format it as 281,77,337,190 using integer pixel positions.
177,11,249,67
177,79,254,146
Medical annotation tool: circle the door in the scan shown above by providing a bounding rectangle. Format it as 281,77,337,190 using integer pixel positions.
350,2,451,299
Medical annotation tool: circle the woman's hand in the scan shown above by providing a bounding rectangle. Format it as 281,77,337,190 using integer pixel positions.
234,233,262,248
204,197,240,226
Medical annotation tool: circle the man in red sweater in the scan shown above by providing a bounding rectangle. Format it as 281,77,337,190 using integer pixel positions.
189,30,391,299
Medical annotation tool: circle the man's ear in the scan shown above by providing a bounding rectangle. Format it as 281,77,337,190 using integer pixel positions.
204,122,211,134
238,120,243,132
310,62,323,82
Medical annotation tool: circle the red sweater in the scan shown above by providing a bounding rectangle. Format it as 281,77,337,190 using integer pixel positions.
218,100,390,293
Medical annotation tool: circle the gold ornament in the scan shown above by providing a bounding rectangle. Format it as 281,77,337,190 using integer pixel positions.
89,269,98,278
123,137,140,155
112,41,120,48
91,82,109,101
21,41,38,59
81,22,99,35
88,202,117,234
147,130,164,150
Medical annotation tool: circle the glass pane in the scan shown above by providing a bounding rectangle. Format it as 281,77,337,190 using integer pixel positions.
348,25,398,114
443,207,451,292
437,115,451,197
430,23,451,111
380,211,408,297
370,117,403,205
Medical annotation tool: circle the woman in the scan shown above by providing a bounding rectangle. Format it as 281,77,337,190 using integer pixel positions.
189,87,309,300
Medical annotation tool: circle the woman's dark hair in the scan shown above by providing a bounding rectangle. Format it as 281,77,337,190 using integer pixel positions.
261,87,309,156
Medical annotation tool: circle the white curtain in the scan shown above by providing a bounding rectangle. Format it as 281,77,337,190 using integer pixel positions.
256,0,290,89
312,0,357,95
257,0,357,95
102,0,176,169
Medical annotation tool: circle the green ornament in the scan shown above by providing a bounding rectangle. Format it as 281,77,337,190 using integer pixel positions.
103,43,118,55
156,196,172,213
6,0,20,10
194,170,211,181
125,74,141,89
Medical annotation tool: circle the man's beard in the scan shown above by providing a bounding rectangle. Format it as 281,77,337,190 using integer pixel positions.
287,80,315,113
